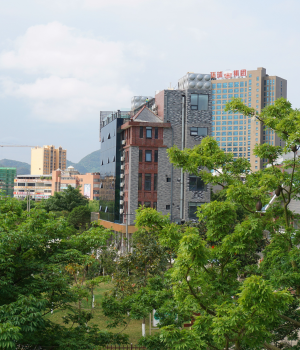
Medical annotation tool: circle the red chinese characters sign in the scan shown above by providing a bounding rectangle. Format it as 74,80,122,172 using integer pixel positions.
210,69,247,79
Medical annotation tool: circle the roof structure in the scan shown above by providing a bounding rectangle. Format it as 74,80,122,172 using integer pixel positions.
132,106,163,123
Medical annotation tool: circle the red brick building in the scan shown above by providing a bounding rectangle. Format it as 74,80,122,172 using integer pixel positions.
121,106,171,222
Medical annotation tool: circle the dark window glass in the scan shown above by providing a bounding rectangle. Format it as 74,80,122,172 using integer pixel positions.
153,202,157,210
144,201,151,208
138,201,142,207
139,150,143,162
145,150,152,162
166,177,171,182
154,150,158,162
154,174,158,190
140,126,143,138
190,127,198,136
155,127,158,139
145,174,151,191
146,127,152,138
189,176,207,191
198,127,207,136
166,205,170,210
188,202,204,219
191,94,198,110
138,173,142,190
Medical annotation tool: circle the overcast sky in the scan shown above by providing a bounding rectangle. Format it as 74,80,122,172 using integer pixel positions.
0,0,298,163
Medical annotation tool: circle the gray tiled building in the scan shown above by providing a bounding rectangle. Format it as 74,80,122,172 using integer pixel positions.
99,73,212,232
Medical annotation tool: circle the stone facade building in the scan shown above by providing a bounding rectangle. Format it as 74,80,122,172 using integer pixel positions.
99,72,212,230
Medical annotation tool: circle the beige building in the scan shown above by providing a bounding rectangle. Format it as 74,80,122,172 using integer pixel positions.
31,145,67,175
210,67,287,171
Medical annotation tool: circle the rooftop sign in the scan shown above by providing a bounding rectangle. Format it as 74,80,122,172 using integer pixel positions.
210,69,247,79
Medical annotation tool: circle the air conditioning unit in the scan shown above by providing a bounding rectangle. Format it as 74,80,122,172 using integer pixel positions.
120,191,123,196
122,140,126,145
120,200,124,205
120,209,123,214
120,182,124,187
120,174,124,178
121,165,124,170
121,156,124,161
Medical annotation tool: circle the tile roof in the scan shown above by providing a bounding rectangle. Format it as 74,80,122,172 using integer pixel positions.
133,106,163,123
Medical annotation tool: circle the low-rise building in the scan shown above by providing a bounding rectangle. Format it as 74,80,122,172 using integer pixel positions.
14,166,101,201
0,167,17,197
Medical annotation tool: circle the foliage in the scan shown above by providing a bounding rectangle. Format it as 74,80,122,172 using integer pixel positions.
89,199,100,212
151,97,300,350
0,194,127,349
42,185,89,212
68,205,91,230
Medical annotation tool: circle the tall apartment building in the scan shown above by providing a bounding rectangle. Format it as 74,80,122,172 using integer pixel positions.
31,145,67,175
99,72,212,232
0,167,16,197
209,67,287,171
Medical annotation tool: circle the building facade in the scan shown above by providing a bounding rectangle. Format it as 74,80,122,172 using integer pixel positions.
14,167,100,201
52,167,101,200
0,167,17,197
209,67,287,171
31,145,67,175
99,72,212,230
99,110,132,222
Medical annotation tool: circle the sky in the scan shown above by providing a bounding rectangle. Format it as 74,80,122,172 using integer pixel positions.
0,0,299,163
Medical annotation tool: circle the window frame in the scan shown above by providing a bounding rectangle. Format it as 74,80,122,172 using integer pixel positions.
146,127,152,139
145,150,152,162
144,174,151,191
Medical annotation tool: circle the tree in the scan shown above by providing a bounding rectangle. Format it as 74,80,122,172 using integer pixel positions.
42,185,89,212
102,208,170,336
154,97,300,350
68,205,91,230
0,194,128,349
122,98,300,350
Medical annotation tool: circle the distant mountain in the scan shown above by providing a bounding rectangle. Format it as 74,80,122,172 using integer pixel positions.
0,149,100,176
0,159,31,175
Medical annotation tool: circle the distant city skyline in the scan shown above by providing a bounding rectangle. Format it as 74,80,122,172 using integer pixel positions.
0,0,299,163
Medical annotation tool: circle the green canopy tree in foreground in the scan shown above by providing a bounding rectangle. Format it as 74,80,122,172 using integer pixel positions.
0,195,128,349
130,98,300,350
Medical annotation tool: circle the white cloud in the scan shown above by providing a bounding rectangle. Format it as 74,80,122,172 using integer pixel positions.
83,0,147,8
0,22,144,122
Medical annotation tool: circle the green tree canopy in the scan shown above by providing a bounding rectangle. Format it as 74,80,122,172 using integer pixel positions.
42,185,89,212
0,194,127,349
68,205,91,230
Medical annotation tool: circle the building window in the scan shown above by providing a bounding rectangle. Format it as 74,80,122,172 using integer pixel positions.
190,127,208,136
190,94,209,110
146,127,152,139
188,202,204,219
189,176,206,191
166,177,171,182
138,201,142,207
140,126,143,138
154,150,158,162
166,205,170,210
145,174,151,191
145,150,152,162
138,173,142,190
153,202,157,210
144,202,151,208
139,150,143,162
154,174,158,190
155,127,158,139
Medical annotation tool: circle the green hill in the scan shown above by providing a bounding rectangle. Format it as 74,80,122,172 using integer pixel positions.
0,159,31,175
77,149,100,173
1,149,100,176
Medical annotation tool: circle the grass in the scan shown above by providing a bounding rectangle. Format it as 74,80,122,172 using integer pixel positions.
47,282,159,345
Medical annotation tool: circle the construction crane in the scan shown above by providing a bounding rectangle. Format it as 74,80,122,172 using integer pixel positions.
0,145,39,147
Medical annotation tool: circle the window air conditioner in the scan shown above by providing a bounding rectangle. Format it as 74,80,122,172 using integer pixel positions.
122,140,126,145
120,200,124,205
120,209,123,214
121,156,124,161
120,191,123,196
120,174,124,178
120,182,124,187
121,165,125,170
